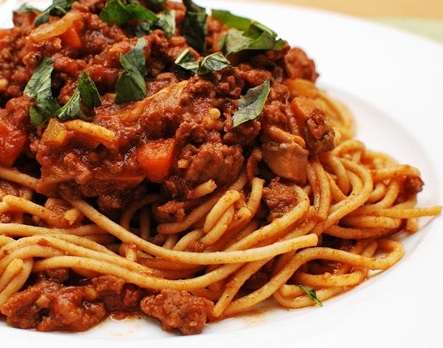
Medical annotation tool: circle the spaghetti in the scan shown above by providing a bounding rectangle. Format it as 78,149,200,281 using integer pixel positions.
0,0,441,335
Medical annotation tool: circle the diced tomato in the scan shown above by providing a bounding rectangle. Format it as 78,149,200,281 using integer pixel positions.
60,27,82,49
137,138,176,183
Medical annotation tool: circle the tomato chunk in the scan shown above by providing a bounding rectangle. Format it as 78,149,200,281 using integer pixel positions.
60,27,82,49
137,138,176,183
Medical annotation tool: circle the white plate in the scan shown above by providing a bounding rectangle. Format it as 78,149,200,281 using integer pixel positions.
1,0,443,347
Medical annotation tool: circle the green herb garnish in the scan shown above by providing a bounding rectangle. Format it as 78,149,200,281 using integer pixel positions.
174,49,199,73
153,8,176,36
100,0,175,37
56,71,102,121
24,58,101,126
232,78,270,127
99,0,157,25
298,285,323,307
212,9,285,56
24,57,60,126
211,9,251,31
198,52,232,75
182,0,207,53
175,49,231,75
115,38,147,104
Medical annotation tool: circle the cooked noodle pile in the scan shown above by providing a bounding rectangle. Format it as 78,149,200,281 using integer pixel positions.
0,0,441,335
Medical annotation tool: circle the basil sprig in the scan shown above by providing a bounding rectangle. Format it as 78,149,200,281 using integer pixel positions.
24,58,101,126
115,38,147,104
175,49,231,75
212,9,285,56
232,78,271,127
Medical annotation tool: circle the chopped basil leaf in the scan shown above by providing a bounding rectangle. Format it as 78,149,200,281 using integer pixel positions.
99,0,157,25
211,9,251,31
133,21,153,36
55,88,81,121
213,9,285,56
24,57,54,99
220,25,285,56
154,8,176,37
115,69,146,103
197,52,231,75
100,0,174,37
77,71,102,110
34,0,74,26
121,38,147,76
298,285,323,307
233,78,270,127
219,30,249,57
56,71,102,121
24,57,60,126
25,58,102,126
182,0,207,53
115,38,147,104
175,48,199,73
175,49,231,76
29,97,60,127
245,22,285,49
133,8,175,37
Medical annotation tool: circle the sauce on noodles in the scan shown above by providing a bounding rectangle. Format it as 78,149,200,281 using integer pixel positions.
0,0,441,335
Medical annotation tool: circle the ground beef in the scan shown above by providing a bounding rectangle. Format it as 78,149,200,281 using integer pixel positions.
0,280,106,331
140,289,214,335
180,142,244,186
283,47,319,82
262,178,299,221
0,275,146,332
303,108,336,154
0,11,37,104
